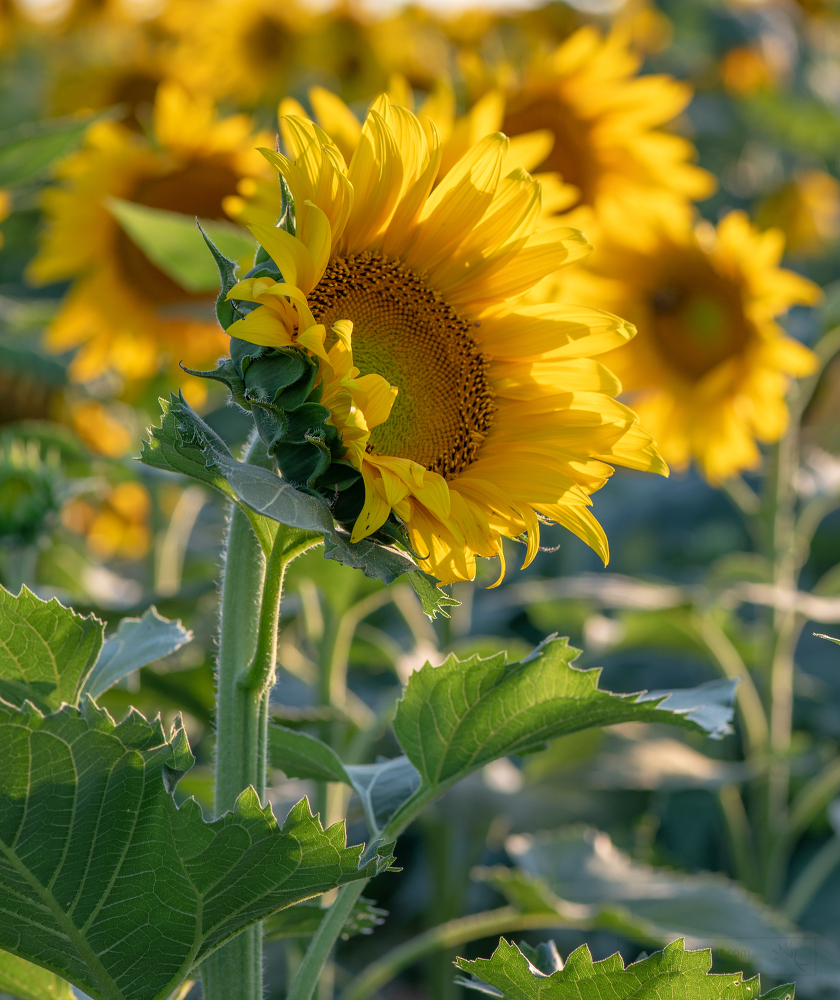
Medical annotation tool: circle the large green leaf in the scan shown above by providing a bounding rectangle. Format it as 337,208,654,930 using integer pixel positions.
0,586,101,712
0,116,96,187
80,607,192,700
141,393,417,583
502,826,840,986
105,199,255,292
0,953,73,1000
455,938,787,1000
393,637,736,796
269,726,420,836
0,700,392,1000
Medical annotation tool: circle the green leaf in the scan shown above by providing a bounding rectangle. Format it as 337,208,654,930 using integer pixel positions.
393,637,736,796
263,896,387,942
455,938,779,1000
0,585,102,712
0,953,73,1000
0,115,97,187
80,607,192,700
407,571,460,620
269,725,420,835
0,700,393,1000
142,393,417,583
105,198,255,292
503,826,840,985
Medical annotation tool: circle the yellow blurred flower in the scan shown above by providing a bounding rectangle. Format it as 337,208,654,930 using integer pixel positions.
69,399,135,457
168,0,311,106
720,45,778,96
560,211,820,483
28,82,271,386
62,480,151,559
496,26,715,234
756,170,840,257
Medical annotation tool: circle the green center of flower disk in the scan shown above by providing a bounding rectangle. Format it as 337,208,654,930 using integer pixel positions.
649,255,751,382
307,252,496,479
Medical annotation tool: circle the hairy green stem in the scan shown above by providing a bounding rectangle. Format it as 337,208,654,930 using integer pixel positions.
201,465,268,1000
202,440,320,1000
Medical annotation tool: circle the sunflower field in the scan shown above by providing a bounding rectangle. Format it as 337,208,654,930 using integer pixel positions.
4,0,840,999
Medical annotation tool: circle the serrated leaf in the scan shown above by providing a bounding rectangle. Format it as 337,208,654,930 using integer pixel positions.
142,393,417,583
0,586,102,712
263,895,387,942
80,607,192,700
393,637,736,796
0,115,97,187
105,199,254,292
456,938,769,1000
407,571,460,620
269,725,420,835
504,827,840,985
0,700,392,1000
0,953,73,1000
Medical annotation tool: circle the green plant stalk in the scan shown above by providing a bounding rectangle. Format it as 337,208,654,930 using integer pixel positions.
200,484,268,1000
783,835,840,922
202,442,320,1000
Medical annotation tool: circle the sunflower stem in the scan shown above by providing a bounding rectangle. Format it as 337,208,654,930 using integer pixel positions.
201,435,320,1000
200,436,269,1000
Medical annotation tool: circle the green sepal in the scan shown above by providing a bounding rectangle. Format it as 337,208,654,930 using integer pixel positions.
182,357,251,410
198,224,240,330
241,348,310,405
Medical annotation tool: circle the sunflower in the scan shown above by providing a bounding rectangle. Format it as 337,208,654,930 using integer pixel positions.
558,210,820,483
493,26,715,233
28,82,272,390
216,97,666,585
168,0,311,107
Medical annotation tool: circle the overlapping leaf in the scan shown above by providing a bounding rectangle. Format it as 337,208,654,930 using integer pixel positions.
269,725,420,836
79,606,192,700
0,952,73,1000
502,827,840,986
0,586,192,708
0,586,101,711
455,938,787,1000
0,700,392,1000
394,636,736,795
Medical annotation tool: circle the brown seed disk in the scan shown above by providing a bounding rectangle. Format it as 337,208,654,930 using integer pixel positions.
308,252,495,479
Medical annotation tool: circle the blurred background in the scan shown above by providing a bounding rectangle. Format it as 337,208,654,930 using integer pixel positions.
4,0,840,997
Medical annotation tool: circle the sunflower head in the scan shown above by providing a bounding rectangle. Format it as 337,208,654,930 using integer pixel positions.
563,210,821,483
192,95,666,584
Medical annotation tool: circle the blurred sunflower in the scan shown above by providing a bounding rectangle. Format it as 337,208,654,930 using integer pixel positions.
62,480,151,559
169,0,310,106
222,97,666,584
561,211,820,483
756,170,840,257
495,26,715,232
28,82,271,391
